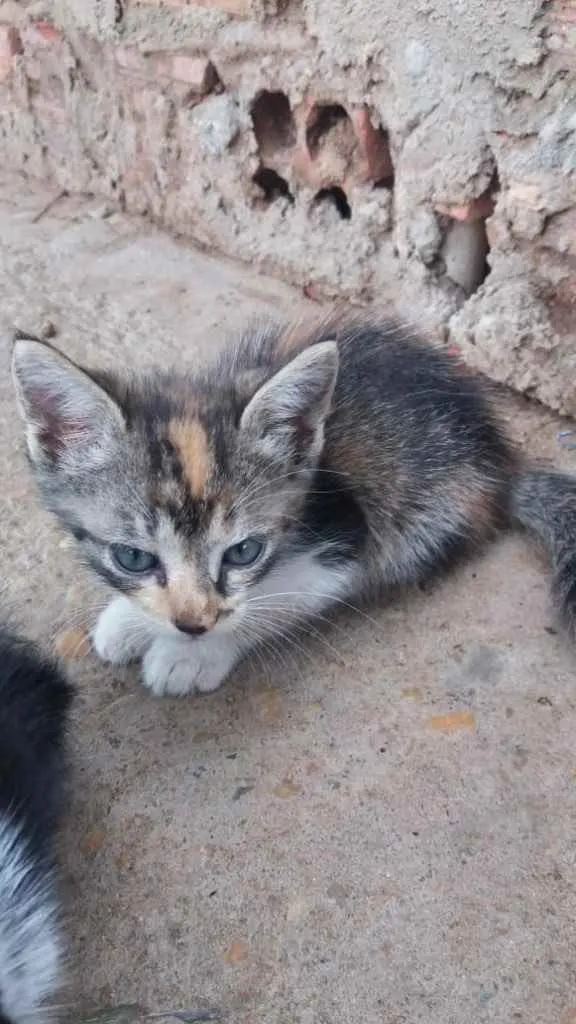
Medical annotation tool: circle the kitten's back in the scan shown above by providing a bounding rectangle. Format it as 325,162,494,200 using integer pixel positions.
216,316,517,582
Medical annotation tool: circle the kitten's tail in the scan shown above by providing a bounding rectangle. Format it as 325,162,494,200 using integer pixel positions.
511,469,576,635
0,815,61,1024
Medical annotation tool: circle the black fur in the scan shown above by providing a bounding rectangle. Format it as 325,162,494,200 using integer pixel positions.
0,625,73,1024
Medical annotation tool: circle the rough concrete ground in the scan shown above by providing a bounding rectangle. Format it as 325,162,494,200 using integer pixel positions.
1,173,576,1024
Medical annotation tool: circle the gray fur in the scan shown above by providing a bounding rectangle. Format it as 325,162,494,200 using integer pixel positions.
10,315,576,694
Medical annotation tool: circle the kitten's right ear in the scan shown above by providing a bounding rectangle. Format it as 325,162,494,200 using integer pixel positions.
240,341,339,462
11,333,125,472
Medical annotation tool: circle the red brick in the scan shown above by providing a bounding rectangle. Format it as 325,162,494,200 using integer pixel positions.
21,22,64,52
0,24,22,56
169,54,215,87
30,21,63,44
117,47,220,97
435,195,495,223
0,25,22,81
351,108,394,184
294,102,395,190
292,99,354,189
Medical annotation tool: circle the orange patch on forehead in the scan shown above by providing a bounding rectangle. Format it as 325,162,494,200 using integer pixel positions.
169,417,213,497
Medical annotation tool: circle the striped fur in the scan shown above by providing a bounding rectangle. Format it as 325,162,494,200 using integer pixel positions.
11,314,576,695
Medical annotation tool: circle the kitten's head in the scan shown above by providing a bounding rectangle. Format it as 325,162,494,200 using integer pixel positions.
11,333,338,637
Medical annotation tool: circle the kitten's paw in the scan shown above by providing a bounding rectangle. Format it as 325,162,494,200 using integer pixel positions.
141,637,236,697
92,596,152,666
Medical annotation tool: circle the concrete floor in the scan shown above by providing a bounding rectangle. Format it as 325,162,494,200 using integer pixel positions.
1,174,576,1024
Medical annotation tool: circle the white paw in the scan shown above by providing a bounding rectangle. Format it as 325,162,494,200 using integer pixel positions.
92,596,153,666
141,636,238,697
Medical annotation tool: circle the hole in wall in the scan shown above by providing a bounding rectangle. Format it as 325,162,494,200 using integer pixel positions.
114,0,124,24
373,173,395,190
478,221,491,290
305,103,353,159
182,61,224,107
201,61,224,95
313,186,351,220
441,217,490,296
489,167,500,198
372,129,395,188
253,167,294,204
371,128,395,189
438,175,499,296
251,91,296,160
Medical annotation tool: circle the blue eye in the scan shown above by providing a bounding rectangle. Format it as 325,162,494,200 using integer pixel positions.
222,537,264,568
111,544,159,575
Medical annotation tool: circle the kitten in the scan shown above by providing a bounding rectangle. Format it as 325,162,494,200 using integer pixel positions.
10,316,576,697
0,624,73,1024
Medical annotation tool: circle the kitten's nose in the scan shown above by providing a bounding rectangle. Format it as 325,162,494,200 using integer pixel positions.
174,621,207,637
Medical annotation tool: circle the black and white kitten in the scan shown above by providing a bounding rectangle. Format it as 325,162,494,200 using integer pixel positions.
10,315,576,697
0,625,72,1024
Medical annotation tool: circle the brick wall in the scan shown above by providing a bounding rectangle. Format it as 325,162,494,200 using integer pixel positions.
1,0,576,413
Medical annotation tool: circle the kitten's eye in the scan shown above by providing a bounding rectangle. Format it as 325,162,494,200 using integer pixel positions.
111,544,159,575
222,537,264,568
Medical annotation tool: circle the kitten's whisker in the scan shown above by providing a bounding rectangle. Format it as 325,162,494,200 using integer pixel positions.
237,620,304,679
239,632,271,680
238,614,315,670
245,606,345,662
251,601,353,643
49,601,110,642
251,611,335,665
244,590,384,630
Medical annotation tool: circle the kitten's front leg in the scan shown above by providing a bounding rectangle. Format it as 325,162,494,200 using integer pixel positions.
141,630,241,697
92,595,156,666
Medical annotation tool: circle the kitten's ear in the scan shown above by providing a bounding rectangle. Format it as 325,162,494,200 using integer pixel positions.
240,341,339,459
11,334,125,471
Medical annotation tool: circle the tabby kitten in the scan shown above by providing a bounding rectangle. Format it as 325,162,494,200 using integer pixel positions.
11,316,576,696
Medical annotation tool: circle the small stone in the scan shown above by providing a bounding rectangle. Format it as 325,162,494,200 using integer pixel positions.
232,784,254,801
442,218,488,295
402,687,423,701
273,778,301,798
88,203,115,220
409,208,442,266
82,829,105,855
191,94,240,156
55,627,91,660
40,319,58,339
224,941,248,964
427,711,476,734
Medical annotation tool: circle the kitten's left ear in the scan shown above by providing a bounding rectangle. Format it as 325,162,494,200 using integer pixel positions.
11,333,126,472
240,341,339,460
